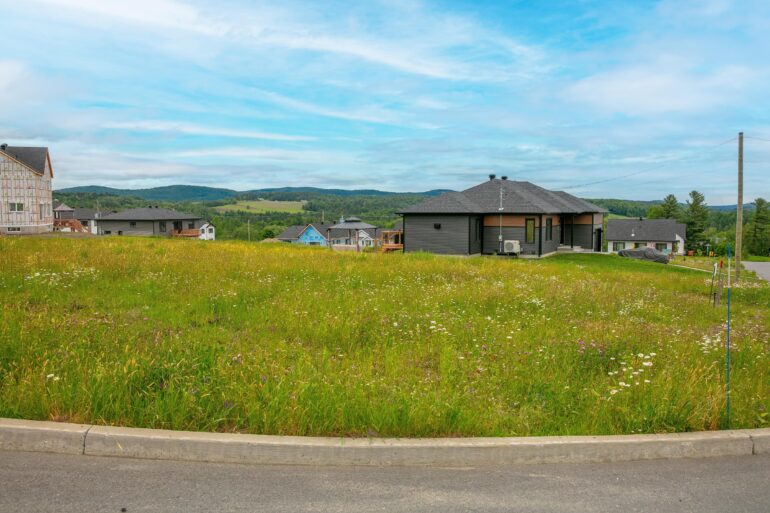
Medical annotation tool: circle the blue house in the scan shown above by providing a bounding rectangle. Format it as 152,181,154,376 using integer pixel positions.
297,224,328,246
277,223,334,246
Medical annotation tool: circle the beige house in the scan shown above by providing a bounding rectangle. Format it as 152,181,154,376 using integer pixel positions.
0,144,54,234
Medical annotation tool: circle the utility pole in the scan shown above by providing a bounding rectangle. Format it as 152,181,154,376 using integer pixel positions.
736,132,743,281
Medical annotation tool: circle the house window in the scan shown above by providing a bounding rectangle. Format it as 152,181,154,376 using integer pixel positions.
188,222,195,229
474,218,482,242
525,218,535,244
130,222,136,228
118,231,123,236
159,221,167,232
9,202,23,212
655,243,668,252
7,227,21,232
208,228,214,234
434,223,441,230
104,231,111,235
545,218,553,241
634,242,645,249
39,204,44,220
612,242,625,251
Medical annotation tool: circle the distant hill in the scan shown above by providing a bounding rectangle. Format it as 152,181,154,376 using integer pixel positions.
56,185,239,201
56,185,453,201
709,203,756,212
246,186,451,197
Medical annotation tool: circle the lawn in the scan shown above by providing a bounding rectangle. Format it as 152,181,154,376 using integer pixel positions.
0,237,768,437
214,199,306,213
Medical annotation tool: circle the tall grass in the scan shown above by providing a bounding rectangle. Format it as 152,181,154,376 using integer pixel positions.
0,237,768,437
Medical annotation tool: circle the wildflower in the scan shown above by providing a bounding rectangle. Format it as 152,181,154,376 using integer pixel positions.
642,361,653,367
610,389,619,395
644,379,651,383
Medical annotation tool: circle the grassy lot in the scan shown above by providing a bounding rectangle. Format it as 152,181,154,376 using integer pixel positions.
0,237,768,437
746,255,770,262
214,199,306,213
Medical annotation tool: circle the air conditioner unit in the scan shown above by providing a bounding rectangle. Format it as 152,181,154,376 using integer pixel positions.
503,240,520,255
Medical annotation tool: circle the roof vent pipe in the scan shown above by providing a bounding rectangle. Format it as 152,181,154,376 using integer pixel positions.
489,174,496,180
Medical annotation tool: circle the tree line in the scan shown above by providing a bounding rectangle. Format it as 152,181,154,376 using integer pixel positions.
646,192,769,256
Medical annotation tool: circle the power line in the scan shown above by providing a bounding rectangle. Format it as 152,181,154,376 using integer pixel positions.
560,163,668,190
745,135,770,143
557,136,738,190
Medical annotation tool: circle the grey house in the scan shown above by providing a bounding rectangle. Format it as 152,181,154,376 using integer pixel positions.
399,176,607,257
606,218,686,256
98,207,207,237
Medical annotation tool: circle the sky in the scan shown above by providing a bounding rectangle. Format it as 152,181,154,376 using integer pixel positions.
1,0,769,202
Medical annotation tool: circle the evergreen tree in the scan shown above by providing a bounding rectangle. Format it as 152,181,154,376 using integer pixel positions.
747,198,770,256
660,194,681,219
647,194,681,220
684,190,709,251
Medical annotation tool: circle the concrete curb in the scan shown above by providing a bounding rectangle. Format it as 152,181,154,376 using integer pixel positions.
2,418,769,467
0,418,91,455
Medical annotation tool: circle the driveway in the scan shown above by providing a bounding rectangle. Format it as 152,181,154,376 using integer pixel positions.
1,451,769,513
744,261,770,281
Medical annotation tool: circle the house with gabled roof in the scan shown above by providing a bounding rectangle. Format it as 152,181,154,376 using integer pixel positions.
606,218,686,256
277,223,334,246
97,206,213,239
0,143,54,234
399,175,607,257
276,218,385,249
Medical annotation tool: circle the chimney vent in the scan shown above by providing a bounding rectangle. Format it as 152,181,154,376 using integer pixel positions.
488,174,496,180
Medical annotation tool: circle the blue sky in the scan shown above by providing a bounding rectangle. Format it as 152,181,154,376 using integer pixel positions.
1,0,769,202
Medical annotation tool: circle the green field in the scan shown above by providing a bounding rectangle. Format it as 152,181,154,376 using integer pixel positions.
1,237,768,437
214,199,306,213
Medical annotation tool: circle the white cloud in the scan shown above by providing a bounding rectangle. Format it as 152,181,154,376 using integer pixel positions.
253,90,403,124
567,64,754,116
23,0,542,82
173,146,360,165
104,121,314,141
30,0,223,35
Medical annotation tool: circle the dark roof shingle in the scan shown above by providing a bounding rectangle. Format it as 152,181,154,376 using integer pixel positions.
100,207,201,221
400,179,607,215
1,146,49,174
606,218,687,242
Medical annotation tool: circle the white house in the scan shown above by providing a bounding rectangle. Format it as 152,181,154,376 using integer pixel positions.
199,222,216,240
0,144,54,234
606,218,686,256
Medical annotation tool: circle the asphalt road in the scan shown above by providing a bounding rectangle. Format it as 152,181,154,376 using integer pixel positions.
1,451,769,513
743,261,770,281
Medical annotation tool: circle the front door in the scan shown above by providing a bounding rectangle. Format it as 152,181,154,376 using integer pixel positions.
594,228,602,252
173,221,183,232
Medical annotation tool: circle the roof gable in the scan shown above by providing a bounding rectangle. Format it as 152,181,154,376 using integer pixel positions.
0,145,50,175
